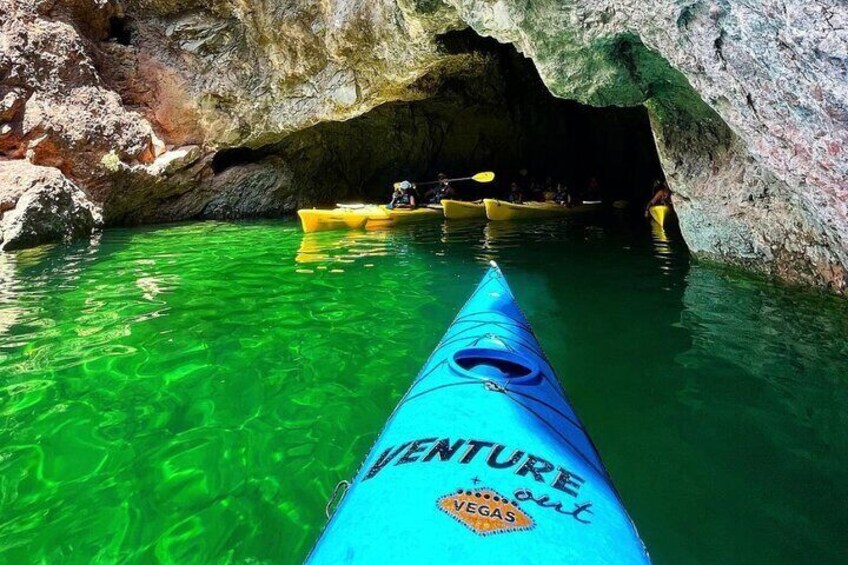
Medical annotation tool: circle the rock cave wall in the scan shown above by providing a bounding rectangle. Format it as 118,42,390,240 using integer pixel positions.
447,1,847,292
1,0,846,293
109,33,663,224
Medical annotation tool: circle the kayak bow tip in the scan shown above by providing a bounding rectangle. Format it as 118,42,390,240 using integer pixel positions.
487,260,503,279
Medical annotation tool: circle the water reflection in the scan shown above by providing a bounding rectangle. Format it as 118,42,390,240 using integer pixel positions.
668,264,848,562
439,220,486,245
0,254,24,337
650,221,676,277
651,221,669,245
0,235,107,342
1,217,845,563
295,230,392,267
680,264,848,383
482,219,568,250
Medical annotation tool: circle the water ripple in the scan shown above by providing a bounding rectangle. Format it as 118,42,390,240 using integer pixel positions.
0,218,845,563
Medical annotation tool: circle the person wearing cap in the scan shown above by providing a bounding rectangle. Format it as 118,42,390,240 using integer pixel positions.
389,180,418,209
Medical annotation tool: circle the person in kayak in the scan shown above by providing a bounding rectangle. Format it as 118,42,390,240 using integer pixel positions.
543,177,556,202
528,177,545,202
425,173,456,204
644,179,672,217
554,182,572,206
508,181,524,204
389,180,418,209
512,168,528,199
585,176,601,202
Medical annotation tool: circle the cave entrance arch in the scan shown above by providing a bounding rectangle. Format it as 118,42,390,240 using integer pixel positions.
212,31,667,214
269,31,666,210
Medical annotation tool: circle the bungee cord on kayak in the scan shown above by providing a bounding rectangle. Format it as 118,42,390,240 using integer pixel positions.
396,371,605,479
390,306,608,480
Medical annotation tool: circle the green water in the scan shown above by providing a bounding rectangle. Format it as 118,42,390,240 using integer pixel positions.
0,217,846,564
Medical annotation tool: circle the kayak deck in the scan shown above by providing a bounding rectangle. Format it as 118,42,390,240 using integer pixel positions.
307,263,649,563
442,199,486,220
297,207,387,233
649,205,671,228
484,199,603,221
365,205,443,227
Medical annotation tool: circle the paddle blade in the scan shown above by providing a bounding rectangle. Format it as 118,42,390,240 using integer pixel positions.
472,171,496,183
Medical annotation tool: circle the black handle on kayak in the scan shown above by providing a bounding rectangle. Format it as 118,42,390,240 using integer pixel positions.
325,479,351,519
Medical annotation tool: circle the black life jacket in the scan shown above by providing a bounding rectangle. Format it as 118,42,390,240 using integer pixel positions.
432,183,453,203
392,191,414,206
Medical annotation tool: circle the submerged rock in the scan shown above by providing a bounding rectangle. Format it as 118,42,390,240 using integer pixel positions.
0,161,102,251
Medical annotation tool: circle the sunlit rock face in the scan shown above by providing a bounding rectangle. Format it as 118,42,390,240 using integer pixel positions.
445,0,847,291
0,0,157,178
0,0,845,292
106,0,467,147
1,0,470,222
0,161,101,251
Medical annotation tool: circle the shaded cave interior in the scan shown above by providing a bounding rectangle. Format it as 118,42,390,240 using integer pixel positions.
214,31,666,210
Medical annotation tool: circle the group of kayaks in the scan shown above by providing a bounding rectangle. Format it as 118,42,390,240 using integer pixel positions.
298,200,615,233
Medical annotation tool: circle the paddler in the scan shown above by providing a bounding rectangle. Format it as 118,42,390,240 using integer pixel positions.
543,177,556,202
389,180,418,209
585,176,601,202
553,182,571,206
644,179,672,217
528,177,544,202
425,173,455,204
507,181,524,204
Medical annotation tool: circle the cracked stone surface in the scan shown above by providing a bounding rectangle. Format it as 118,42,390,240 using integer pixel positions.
0,160,102,251
445,0,847,292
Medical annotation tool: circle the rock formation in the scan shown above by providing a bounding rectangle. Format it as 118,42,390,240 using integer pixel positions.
0,160,101,250
0,0,845,293
447,0,847,292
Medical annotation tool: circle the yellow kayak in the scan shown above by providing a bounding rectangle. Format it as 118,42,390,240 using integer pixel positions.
649,205,671,228
366,206,443,227
298,206,388,233
484,199,602,221
441,199,485,220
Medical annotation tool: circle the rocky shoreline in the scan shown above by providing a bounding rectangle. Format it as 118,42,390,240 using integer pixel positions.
1,0,845,293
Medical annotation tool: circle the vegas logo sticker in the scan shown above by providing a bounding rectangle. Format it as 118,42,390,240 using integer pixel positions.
438,488,533,536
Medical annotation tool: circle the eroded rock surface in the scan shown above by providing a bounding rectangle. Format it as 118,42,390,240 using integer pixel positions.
445,0,847,292
0,0,845,292
104,0,468,148
0,160,101,251
1,0,158,177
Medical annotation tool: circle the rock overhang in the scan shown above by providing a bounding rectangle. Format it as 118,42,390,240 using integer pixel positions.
0,0,844,293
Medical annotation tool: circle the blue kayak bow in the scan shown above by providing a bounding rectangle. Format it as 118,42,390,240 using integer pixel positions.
307,262,649,563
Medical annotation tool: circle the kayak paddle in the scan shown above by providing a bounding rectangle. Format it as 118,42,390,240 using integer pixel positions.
394,171,496,189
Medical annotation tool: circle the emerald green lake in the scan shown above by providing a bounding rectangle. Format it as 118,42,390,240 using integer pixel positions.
1,217,846,563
